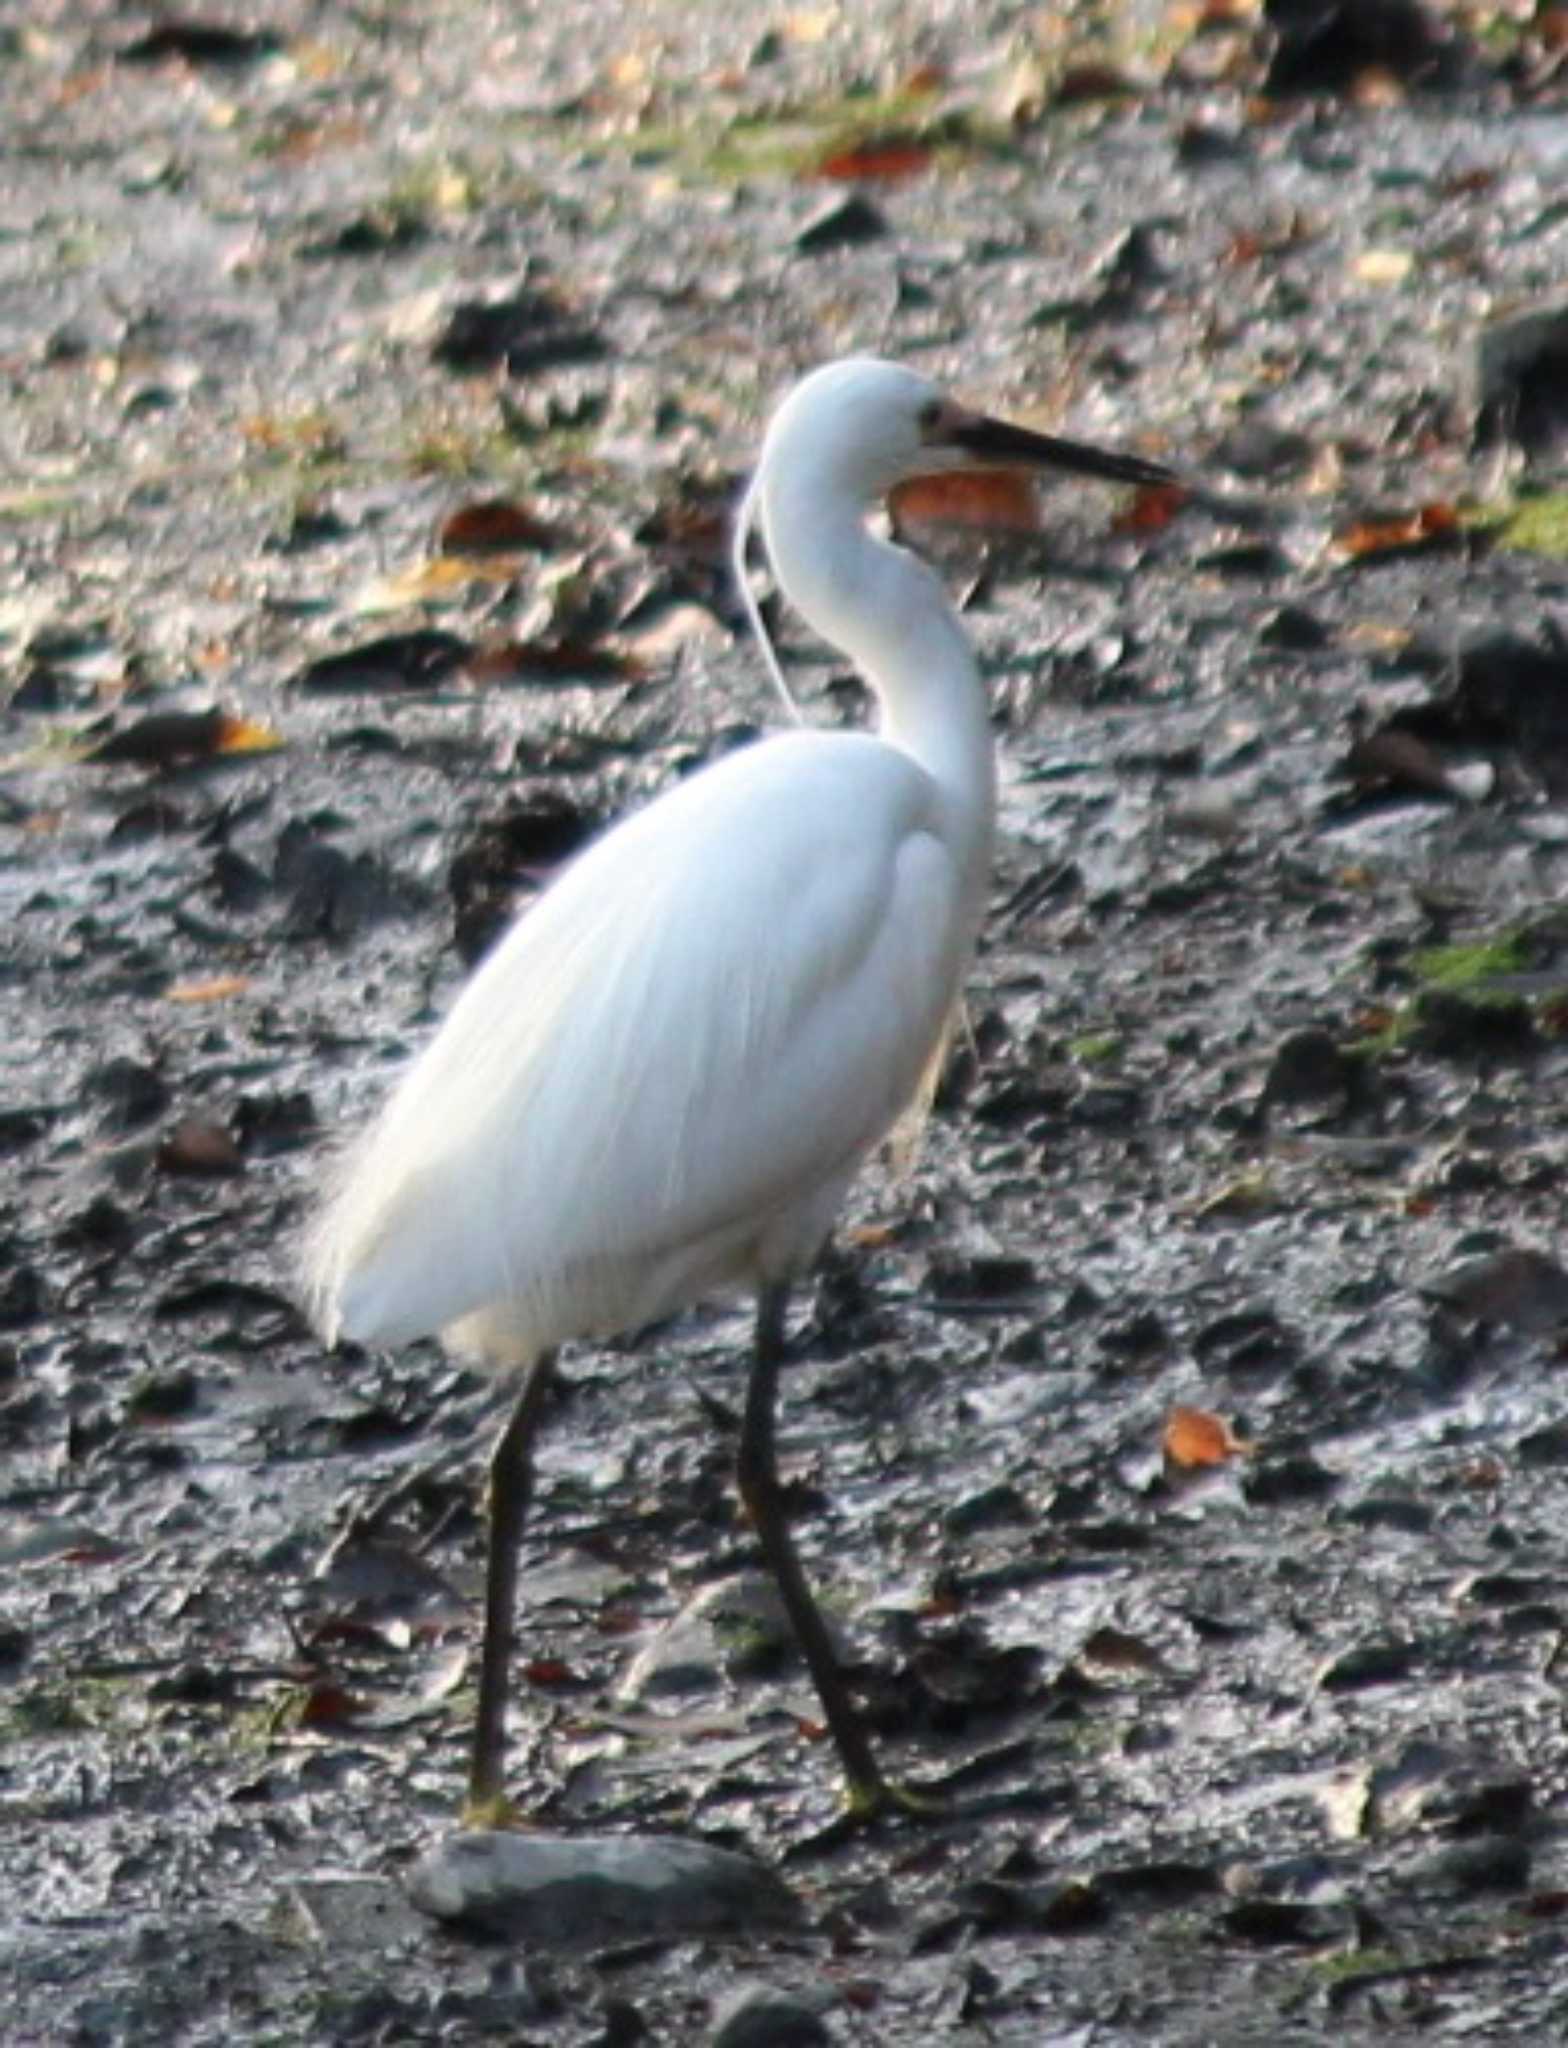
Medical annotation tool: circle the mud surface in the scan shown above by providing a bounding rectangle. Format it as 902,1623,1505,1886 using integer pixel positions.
6,3,1568,2041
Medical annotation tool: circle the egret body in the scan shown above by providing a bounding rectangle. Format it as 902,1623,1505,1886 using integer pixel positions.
304,358,1171,1817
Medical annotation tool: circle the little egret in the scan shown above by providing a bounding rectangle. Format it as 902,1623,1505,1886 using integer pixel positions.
304,357,1173,1820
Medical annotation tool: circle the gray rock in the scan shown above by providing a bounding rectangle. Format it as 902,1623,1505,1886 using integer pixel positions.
618,1572,847,1702
709,1981,834,2047
409,1830,803,1947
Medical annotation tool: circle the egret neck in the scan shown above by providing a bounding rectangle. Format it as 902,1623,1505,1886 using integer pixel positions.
757,468,998,898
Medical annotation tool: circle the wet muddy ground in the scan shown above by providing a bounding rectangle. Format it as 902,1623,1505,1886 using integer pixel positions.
6,2,1568,2040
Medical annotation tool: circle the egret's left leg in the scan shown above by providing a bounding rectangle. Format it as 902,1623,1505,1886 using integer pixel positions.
736,1282,899,1816
467,1348,557,1823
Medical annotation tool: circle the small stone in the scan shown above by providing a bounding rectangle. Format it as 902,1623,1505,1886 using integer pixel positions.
619,1572,841,1699
409,1830,803,1946
709,1983,833,2048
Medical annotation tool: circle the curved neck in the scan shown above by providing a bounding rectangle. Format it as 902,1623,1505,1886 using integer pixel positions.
760,465,996,874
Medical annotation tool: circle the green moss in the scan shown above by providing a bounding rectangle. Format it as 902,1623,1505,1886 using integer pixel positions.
1409,933,1529,990
1068,1032,1123,1065
1492,492,1568,558
600,88,1012,186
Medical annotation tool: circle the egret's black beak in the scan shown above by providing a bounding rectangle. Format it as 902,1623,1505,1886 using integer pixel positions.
948,410,1175,490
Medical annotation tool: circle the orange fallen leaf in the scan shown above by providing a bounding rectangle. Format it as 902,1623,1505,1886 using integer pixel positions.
810,134,933,183
1164,1404,1245,1468
83,707,280,769
889,468,1039,532
214,712,284,755
165,974,253,1004
1334,503,1460,560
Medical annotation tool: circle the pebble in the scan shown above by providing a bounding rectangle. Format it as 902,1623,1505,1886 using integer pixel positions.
409,1830,803,1946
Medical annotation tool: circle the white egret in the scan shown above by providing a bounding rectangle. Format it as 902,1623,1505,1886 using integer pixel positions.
304,357,1172,1820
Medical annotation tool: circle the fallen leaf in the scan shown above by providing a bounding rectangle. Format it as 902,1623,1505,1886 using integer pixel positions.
523,1658,581,1687
1111,480,1187,535
1333,503,1460,560
809,134,933,183
438,498,564,554
890,469,1039,533
294,1681,363,1729
164,974,252,1004
213,712,284,755
157,1120,244,1177
1164,1405,1246,1469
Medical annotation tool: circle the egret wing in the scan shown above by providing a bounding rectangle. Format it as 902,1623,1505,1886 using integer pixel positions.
307,731,967,1360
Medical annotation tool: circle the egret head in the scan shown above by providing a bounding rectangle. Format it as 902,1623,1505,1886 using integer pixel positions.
760,356,1174,505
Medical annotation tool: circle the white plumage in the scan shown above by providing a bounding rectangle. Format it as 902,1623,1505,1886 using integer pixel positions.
307,729,964,1362
302,357,1171,1818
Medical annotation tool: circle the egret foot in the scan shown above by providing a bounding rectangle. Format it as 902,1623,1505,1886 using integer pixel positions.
461,1791,529,1832
844,1774,947,1823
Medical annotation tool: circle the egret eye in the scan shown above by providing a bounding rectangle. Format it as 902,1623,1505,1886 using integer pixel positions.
917,398,943,434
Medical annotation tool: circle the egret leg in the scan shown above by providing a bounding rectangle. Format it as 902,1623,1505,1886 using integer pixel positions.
736,1282,889,1814
467,1348,557,1822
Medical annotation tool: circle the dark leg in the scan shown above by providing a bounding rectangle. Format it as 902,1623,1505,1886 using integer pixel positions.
735,1282,888,1811
468,1348,557,1819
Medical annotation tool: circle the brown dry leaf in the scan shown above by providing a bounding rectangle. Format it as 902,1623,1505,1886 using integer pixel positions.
889,469,1039,532
1111,480,1186,535
1334,503,1459,560
157,1120,244,1177
809,134,933,183
1164,1404,1246,1469
523,1658,580,1687
438,498,563,554
294,1681,363,1730
165,974,252,1004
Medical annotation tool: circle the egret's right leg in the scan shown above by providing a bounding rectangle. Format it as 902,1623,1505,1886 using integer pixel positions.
467,1348,557,1823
